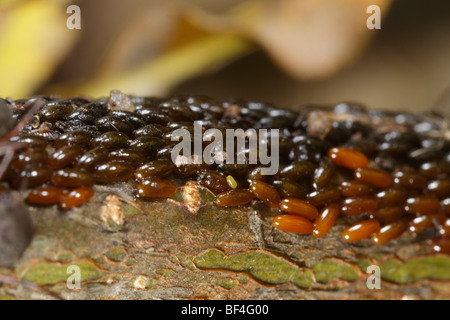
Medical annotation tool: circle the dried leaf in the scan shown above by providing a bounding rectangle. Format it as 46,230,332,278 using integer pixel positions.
186,0,393,79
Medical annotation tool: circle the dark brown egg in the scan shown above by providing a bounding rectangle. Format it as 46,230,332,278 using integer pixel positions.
272,179,309,199
75,147,109,171
38,101,73,123
133,124,165,138
92,131,129,150
196,169,231,194
54,131,92,149
312,158,335,189
95,116,134,135
306,187,341,207
48,145,85,169
106,148,146,168
376,188,409,207
339,180,374,197
9,165,53,189
129,136,165,157
15,135,47,149
51,169,95,188
370,206,404,224
279,161,316,181
93,161,134,182
134,160,175,180
393,171,427,189
10,148,48,171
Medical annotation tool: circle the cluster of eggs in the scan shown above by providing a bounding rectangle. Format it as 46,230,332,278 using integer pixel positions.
1,94,449,253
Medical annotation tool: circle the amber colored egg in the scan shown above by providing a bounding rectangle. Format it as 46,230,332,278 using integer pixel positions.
313,203,340,238
354,167,394,189
427,179,450,198
341,196,379,215
249,180,281,209
342,219,381,242
371,218,409,245
431,238,450,254
136,178,177,198
27,186,65,205
409,213,446,234
280,197,319,220
272,215,314,235
59,187,94,210
214,189,255,207
438,219,450,237
328,147,369,170
404,196,441,215
442,198,450,215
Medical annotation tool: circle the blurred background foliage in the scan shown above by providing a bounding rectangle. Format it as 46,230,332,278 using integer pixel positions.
0,0,449,111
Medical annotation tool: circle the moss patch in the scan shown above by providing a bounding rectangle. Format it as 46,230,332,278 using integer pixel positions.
313,260,359,283
193,249,314,289
22,261,106,285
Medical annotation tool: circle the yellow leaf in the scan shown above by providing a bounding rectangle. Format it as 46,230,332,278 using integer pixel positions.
0,0,78,98
47,33,253,98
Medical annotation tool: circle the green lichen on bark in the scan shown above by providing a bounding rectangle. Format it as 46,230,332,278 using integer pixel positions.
193,249,315,289
22,261,107,285
105,248,127,262
380,256,450,284
312,260,359,283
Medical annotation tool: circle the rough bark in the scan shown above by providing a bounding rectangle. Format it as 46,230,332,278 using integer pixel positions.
1,181,449,300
